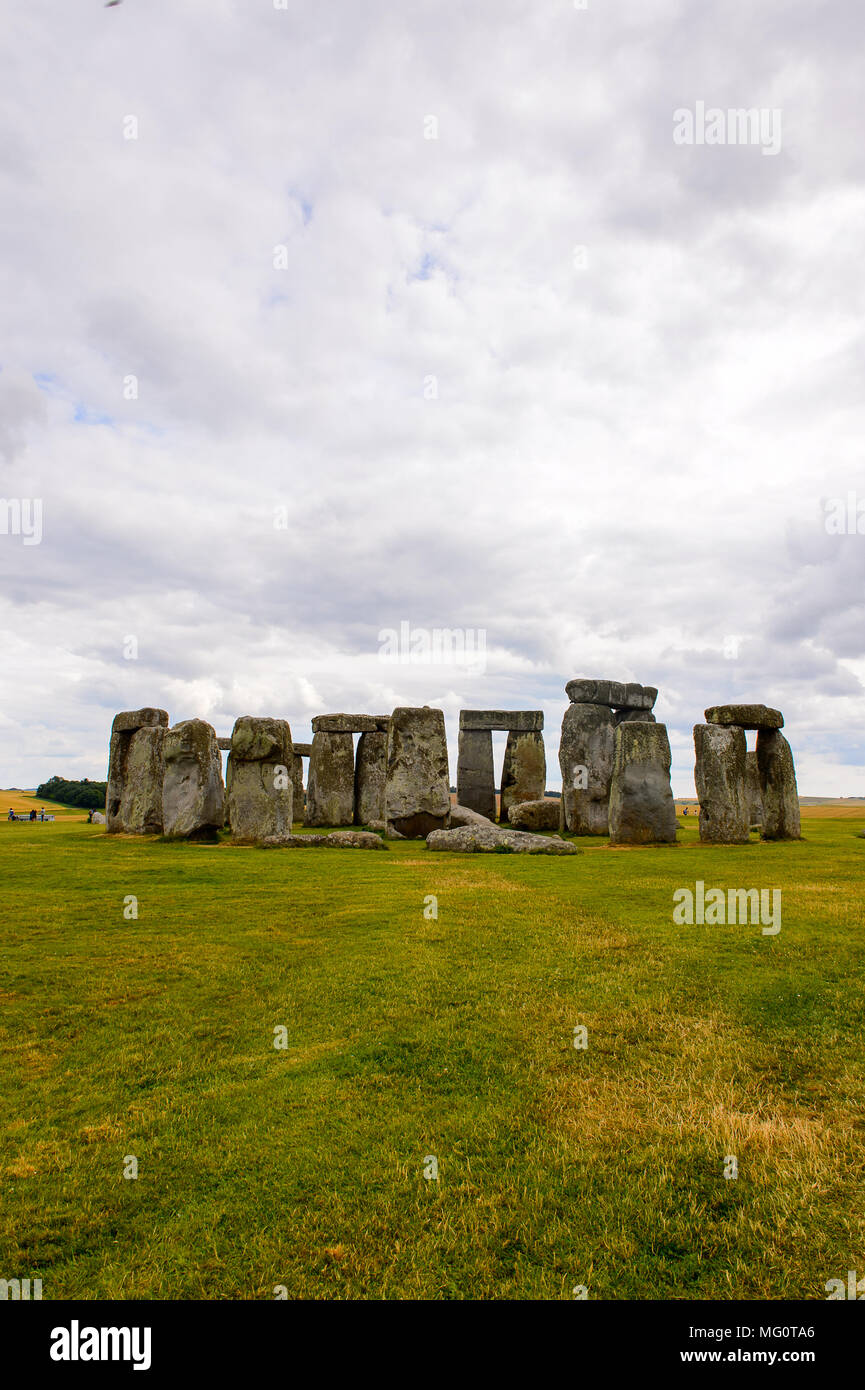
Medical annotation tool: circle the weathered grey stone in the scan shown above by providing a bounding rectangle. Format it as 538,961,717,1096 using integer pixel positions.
426,824,578,855
746,750,762,828
106,724,166,834
756,730,801,840
558,702,616,834
449,803,496,827
110,708,169,735
459,709,544,732
293,742,312,757
305,730,355,826
91,811,105,825
312,714,390,734
291,753,304,819
564,679,657,710
456,728,496,819
162,719,224,840
385,706,450,838
354,729,387,824
262,830,386,850
564,679,627,707
616,708,657,723
693,724,749,844
500,730,546,821
507,798,560,831
705,704,784,730
609,722,677,845
227,716,293,843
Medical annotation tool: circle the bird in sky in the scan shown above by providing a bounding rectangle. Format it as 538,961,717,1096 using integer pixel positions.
105,1,122,8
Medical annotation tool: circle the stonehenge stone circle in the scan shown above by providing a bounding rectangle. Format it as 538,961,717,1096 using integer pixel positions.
354,729,388,824
693,723,749,844
500,730,546,821
385,706,450,838
106,707,169,834
507,798,560,832
706,704,783,730
456,727,496,820
559,701,616,834
609,721,677,844
162,719,225,840
756,730,801,840
226,716,294,843
305,730,355,827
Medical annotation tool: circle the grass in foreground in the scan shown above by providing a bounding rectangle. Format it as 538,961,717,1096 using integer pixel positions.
0,812,863,1300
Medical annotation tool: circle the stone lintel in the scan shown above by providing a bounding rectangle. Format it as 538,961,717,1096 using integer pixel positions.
459,709,543,733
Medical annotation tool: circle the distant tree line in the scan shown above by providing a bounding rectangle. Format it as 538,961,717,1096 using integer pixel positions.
35,776,107,810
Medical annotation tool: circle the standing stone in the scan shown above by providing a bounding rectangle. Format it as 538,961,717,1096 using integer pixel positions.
745,750,762,829
106,708,169,834
456,728,496,820
500,730,546,822
354,730,387,824
385,706,450,838
756,730,801,840
558,703,616,834
305,731,355,827
162,719,224,840
609,722,677,845
227,716,293,843
693,723,749,844
291,753,304,819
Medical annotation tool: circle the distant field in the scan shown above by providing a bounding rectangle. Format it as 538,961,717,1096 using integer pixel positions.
1,790,88,819
0,812,862,1300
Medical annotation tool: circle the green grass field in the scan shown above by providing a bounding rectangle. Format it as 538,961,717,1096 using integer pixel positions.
1,811,863,1300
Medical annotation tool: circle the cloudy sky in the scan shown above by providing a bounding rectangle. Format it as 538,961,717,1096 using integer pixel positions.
1,0,863,796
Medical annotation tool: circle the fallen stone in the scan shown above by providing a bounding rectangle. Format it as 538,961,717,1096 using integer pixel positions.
449,803,497,827
507,798,561,831
756,730,801,840
162,719,224,840
385,706,450,838
427,824,578,855
500,730,546,821
227,716,294,843
459,709,544,732
609,722,677,845
106,723,166,834
705,704,784,730
559,702,616,834
305,730,355,826
355,729,387,824
456,727,496,820
693,724,749,844
262,830,386,849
